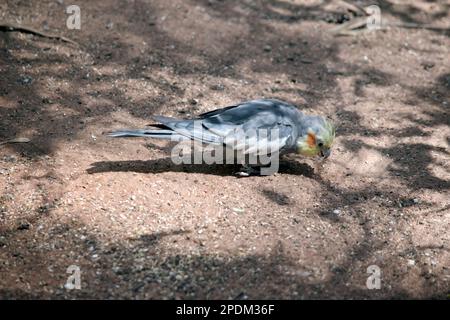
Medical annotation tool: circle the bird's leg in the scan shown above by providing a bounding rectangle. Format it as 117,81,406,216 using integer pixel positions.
235,164,261,177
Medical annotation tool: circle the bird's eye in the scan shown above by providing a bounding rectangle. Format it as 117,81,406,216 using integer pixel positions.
318,142,324,147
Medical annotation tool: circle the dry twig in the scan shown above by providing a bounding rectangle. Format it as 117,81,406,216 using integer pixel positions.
0,137,30,146
0,21,78,45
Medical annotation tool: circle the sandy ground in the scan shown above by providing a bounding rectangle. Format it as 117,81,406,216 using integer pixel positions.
0,0,449,299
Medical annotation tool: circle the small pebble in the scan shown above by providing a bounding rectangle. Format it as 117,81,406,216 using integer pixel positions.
17,222,30,231
18,75,33,85
210,84,225,91
3,155,17,163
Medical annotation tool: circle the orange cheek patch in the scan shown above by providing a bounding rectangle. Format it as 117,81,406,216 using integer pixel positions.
306,132,316,148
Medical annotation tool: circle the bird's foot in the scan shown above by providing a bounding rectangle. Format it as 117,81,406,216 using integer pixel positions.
235,165,260,177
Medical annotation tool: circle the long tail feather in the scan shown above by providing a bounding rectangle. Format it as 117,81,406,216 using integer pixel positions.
107,129,185,140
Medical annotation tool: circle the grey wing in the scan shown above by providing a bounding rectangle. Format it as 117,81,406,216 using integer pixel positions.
152,100,279,144
153,99,300,151
223,123,294,155
201,100,299,155
152,116,224,144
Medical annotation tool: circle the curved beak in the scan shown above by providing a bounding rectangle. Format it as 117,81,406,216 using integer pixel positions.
320,148,331,159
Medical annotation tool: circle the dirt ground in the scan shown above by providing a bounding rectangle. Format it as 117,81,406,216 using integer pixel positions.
0,0,449,299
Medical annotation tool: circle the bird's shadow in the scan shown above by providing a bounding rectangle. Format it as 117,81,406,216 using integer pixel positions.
86,157,315,178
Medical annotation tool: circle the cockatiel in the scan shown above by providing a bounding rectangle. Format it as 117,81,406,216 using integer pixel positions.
108,99,335,175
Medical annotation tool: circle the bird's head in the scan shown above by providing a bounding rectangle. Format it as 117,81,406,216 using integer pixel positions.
296,116,336,158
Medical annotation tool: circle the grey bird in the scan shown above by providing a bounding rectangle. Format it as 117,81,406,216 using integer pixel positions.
107,99,335,175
